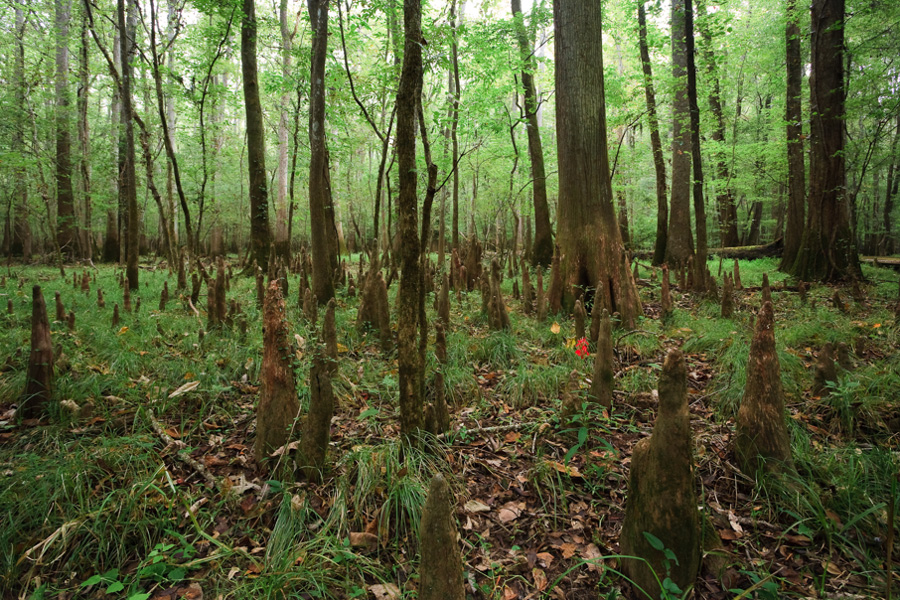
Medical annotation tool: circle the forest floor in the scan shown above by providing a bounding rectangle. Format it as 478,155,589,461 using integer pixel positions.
0,256,898,600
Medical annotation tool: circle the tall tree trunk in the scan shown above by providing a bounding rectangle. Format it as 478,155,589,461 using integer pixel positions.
396,0,424,437
56,0,77,259
781,0,805,269
553,0,641,325
666,0,694,267
77,9,92,259
102,29,121,263
450,0,461,251
242,0,271,271
275,0,292,261
12,5,31,258
638,1,667,266
882,115,900,255
309,0,336,303
166,0,178,248
511,0,553,267
696,0,739,248
791,0,860,281
119,0,139,289
685,0,707,286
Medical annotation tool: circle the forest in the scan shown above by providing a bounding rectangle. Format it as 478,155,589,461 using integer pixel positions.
1,0,899,598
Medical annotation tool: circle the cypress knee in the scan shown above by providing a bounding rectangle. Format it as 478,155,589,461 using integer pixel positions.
255,281,300,465
97,288,105,308
620,349,700,599
812,342,838,396
299,298,337,481
19,286,55,419
159,281,169,311
418,473,465,600
734,301,793,476
55,291,65,322
536,268,546,321
547,244,563,315
588,309,614,408
574,299,586,341
661,264,673,320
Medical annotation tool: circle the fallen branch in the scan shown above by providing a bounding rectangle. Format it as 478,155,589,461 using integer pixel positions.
146,408,219,491
438,421,542,441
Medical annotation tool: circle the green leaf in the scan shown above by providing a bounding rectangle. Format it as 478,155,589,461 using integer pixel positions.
167,567,186,581
106,582,125,594
642,531,665,551
127,593,151,600
81,575,103,587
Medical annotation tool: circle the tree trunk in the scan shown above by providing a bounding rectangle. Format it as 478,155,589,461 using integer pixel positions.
11,6,31,259
119,0,139,289
396,0,425,437
511,0,553,268
666,0,694,267
685,0,707,288
56,0,77,259
779,0,806,270
637,2,667,266
166,0,178,248
77,9,92,259
450,0,461,252
881,115,900,255
791,0,860,281
242,0,271,272
309,0,336,303
275,0,293,261
696,0,739,248
553,0,641,325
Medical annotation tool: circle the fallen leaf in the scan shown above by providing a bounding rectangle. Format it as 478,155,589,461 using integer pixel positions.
532,567,548,591
536,551,554,568
464,499,491,513
560,543,577,559
368,583,401,600
350,532,379,549
504,432,521,443
169,380,200,398
550,322,561,334
581,543,603,572
546,460,583,478
503,587,518,600
497,502,521,524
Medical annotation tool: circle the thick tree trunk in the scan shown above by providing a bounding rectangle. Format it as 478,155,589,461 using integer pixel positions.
666,0,694,267
511,0,553,268
881,115,900,255
77,10,92,259
637,2,667,266
309,0,336,303
56,0,77,258
791,0,860,281
553,0,641,325
396,0,424,437
242,0,271,272
780,0,805,270
119,0,139,289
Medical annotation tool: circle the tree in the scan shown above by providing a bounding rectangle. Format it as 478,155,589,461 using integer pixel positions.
241,0,271,273
309,0,337,303
511,0,553,268
56,0,77,258
553,0,641,324
11,4,31,258
685,0,708,287
396,0,425,436
791,0,861,281
449,0,461,252
780,0,805,269
274,0,293,261
119,0,139,289
637,1,667,266
666,0,694,267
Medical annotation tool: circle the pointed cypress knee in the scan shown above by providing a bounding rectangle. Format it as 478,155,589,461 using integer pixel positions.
255,281,300,465
812,342,838,396
620,349,700,599
299,298,337,481
418,473,465,600
574,299,586,341
589,309,614,408
733,260,743,290
721,273,734,318
54,291,65,322
661,265,673,320
97,288,105,309
159,281,169,311
19,286,55,419
547,244,563,315
761,273,772,305
735,301,793,477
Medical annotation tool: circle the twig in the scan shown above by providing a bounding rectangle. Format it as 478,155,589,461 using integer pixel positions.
439,421,541,441
146,408,218,491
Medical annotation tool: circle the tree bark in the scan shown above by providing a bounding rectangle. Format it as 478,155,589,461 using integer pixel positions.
511,0,553,268
637,2,667,266
77,8,92,259
685,0,708,287
309,0,336,303
666,0,694,267
11,5,31,258
450,0,462,252
553,0,641,325
56,0,77,258
791,0,860,281
881,115,900,255
242,0,271,272
275,0,293,261
396,0,424,437
119,0,139,289
780,0,806,270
